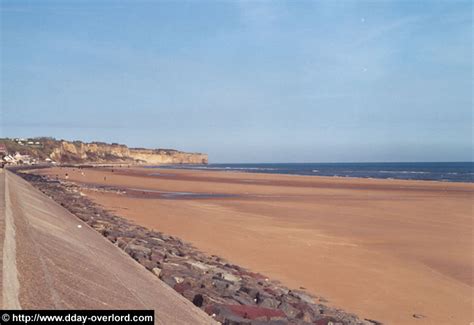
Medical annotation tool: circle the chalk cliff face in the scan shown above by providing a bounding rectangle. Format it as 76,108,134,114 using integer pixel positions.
50,141,130,162
49,140,208,164
129,149,208,165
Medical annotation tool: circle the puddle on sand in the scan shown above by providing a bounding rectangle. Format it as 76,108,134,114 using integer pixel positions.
148,173,176,177
127,188,239,200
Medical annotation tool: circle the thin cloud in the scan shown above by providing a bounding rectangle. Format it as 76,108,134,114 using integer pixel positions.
353,15,424,47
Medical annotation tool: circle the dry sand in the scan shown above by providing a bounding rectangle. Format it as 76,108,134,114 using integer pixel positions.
38,166,473,324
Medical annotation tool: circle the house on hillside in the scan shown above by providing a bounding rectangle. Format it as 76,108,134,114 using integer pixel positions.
3,155,15,165
13,152,32,165
0,144,7,157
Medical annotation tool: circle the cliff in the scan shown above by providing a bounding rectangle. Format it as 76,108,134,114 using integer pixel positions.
49,141,131,163
129,149,208,165
1,138,208,165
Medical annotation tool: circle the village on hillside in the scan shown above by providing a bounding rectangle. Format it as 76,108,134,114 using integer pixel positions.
0,138,55,167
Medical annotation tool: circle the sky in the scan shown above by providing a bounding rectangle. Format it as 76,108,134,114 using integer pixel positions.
0,0,472,163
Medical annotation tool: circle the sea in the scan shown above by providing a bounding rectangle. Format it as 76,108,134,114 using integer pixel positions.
152,162,474,183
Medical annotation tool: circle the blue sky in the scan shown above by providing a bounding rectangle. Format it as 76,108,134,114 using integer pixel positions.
1,0,472,162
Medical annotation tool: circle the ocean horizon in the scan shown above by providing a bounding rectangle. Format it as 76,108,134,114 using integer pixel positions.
152,162,474,183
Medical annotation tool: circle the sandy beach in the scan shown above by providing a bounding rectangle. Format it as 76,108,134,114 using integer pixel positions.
37,166,473,324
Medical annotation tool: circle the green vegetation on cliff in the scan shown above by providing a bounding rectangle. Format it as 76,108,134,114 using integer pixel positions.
0,137,208,164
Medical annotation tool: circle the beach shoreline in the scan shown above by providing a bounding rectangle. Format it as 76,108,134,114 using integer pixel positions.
27,166,474,324
147,162,473,183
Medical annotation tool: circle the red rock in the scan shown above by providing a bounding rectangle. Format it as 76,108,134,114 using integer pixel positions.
314,316,338,325
263,287,278,295
173,282,192,294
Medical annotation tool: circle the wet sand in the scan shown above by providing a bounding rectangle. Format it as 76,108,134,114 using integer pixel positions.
38,167,473,324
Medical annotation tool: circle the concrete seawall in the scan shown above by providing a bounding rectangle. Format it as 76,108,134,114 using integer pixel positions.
0,170,214,324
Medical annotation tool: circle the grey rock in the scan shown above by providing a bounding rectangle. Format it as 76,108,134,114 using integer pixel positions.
259,298,280,309
186,260,213,273
125,243,151,257
278,302,300,318
223,315,252,325
290,290,315,304
232,293,256,306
